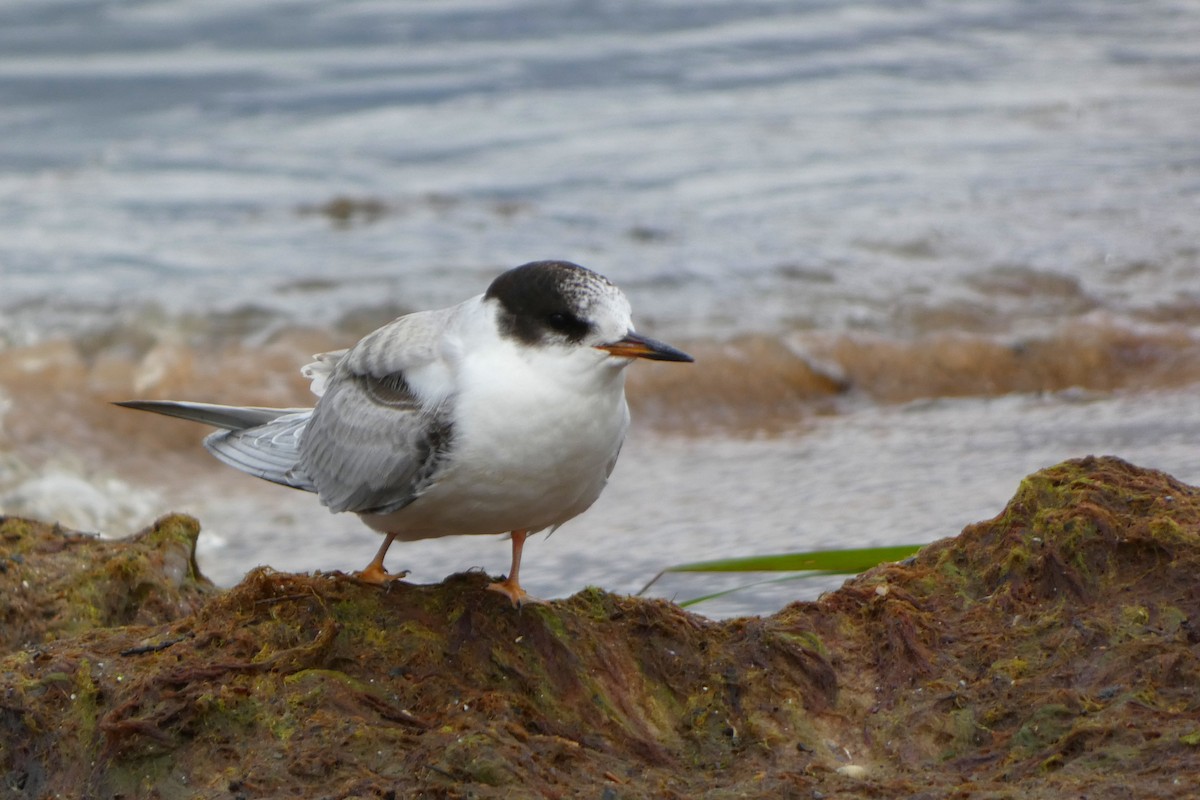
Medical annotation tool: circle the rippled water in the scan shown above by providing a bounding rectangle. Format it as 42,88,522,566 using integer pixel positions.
1,0,1199,616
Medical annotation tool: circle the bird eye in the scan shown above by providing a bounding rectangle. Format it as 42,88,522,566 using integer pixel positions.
546,312,574,331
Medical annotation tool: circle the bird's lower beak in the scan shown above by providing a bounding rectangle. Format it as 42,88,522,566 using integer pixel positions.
597,331,694,362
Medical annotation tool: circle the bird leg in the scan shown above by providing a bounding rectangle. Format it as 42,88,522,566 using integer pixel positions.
488,529,535,607
355,532,409,585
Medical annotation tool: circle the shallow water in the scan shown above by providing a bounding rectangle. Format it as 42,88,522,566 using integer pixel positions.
3,0,1199,344
2,0,1199,616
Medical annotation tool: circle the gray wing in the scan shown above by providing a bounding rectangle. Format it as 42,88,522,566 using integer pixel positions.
296,307,460,516
204,412,316,491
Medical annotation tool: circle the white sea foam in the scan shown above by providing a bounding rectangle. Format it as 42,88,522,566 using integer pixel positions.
0,457,164,537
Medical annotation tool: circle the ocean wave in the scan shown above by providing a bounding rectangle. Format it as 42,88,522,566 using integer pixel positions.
3,320,1200,598
629,320,1200,431
1,319,1197,465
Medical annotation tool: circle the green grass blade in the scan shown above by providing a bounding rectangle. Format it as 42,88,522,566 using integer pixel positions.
637,544,924,598
662,544,923,576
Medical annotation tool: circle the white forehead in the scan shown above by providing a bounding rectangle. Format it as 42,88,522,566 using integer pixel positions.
576,278,633,328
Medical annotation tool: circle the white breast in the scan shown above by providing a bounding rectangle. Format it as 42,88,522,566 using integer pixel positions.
361,302,631,541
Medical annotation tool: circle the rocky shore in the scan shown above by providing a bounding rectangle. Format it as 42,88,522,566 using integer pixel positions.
2,456,1198,798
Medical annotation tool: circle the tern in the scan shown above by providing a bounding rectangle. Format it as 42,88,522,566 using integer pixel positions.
117,260,693,605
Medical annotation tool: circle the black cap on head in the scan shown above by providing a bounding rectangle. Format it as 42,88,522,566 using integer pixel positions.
485,261,612,346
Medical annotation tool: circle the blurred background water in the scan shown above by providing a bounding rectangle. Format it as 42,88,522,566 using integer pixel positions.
1,0,1199,616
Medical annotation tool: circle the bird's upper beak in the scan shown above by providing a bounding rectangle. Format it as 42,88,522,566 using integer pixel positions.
596,331,694,362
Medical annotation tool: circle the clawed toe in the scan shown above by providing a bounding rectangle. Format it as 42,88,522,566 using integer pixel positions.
354,563,410,586
487,577,544,608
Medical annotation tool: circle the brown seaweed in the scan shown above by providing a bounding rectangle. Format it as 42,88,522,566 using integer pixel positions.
2,456,1198,798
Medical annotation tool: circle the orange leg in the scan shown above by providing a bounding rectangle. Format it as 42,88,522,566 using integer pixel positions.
487,529,537,607
355,532,408,585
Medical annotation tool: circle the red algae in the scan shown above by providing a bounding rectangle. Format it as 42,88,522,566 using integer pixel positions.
2,456,1200,796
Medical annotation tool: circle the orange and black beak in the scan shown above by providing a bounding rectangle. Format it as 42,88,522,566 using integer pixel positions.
597,331,693,362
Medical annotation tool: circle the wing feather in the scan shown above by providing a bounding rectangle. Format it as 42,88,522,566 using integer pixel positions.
203,412,316,491
118,304,467,506
297,306,463,516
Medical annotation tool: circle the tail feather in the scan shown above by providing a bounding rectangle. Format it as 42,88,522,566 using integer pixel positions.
114,400,307,431
116,399,316,492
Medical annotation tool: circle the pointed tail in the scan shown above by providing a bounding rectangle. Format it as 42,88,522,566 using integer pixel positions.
114,400,306,431
115,400,316,492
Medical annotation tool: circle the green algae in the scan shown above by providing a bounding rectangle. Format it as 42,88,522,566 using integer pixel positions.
770,628,826,657
0,514,216,652
1011,703,1078,758
438,731,519,786
1155,603,1189,635
991,656,1030,681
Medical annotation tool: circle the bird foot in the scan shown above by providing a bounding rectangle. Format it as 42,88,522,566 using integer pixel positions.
487,578,543,609
354,563,410,586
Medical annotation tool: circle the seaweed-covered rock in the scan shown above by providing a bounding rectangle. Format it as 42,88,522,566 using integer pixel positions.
1,457,1199,798
776,455,1200,795
0,514,216,652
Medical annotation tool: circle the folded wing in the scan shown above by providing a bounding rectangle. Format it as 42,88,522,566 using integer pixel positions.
296,306,461,516
117,304,464,513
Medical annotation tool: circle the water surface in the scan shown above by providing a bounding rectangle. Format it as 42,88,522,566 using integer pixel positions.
2,0,1199,616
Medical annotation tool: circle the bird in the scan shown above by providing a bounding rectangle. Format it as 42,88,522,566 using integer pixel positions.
116,260,693,606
